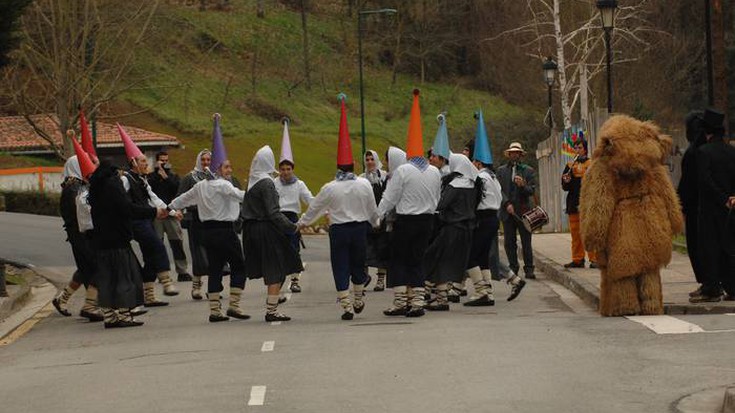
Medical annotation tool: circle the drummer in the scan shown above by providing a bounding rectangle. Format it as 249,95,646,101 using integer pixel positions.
497,142,538,280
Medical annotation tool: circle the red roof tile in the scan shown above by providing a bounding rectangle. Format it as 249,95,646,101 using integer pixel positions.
0,114,180,153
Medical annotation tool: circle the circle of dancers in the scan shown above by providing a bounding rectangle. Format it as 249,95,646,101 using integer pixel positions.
52,90,529,328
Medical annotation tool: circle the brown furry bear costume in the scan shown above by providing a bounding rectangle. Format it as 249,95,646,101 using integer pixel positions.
580,115,683,316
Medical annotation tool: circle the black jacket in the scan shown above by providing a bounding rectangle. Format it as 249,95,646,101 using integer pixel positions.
497,162,536,221
60,178,83,233
678,144,700,216
89,163,156,250
148,167,180,204
696,140,735,216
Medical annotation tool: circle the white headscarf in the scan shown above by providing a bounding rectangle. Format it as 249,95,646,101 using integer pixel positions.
363,149,386,185
248,145,277,190
449,153,478,189
365,149,383,171
62,156,82,180
192,149,213,182
387,147,407,174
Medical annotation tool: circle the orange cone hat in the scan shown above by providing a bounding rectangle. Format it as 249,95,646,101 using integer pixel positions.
79,109,97,160
337,93,354,167
406,89,423,158
70,132,97,179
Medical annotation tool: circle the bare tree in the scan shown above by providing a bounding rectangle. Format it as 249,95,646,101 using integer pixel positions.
257,0,265,18
301,0,312,90
4,0,160,158
489,0,665,129
711,0,728,130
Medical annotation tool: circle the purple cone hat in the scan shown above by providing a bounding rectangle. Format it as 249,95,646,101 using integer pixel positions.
210,113,227,173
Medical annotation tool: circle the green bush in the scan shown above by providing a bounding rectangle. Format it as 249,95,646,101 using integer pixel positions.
0,191,60,216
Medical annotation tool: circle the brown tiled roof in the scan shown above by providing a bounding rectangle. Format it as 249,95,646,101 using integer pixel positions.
0,114,180,153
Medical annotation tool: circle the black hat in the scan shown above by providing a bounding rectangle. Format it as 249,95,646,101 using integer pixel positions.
702,108,725,135
684,110,705,143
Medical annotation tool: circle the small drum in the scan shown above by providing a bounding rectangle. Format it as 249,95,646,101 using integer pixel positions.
521,206,549,233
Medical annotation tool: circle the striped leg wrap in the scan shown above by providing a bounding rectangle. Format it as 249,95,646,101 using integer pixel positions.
481,269,495,300
209,292,223,316
266,294,280,315
410,287,426,309
102,308,118,324
81,286,100,312
191,276,203,299
157,271,179,295
376,270,386,289
118,308,133,322
467,266,486,299
389,286,408,310
144,282,158,304
434,283,449,305
59,285,75,306
228,287,245,315
338,290,353,313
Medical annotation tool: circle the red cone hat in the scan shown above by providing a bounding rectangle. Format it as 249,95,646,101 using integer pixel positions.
70,132,97,179
337,93,353,167
79,109,97,160
406,89,423,158
116,123,143,160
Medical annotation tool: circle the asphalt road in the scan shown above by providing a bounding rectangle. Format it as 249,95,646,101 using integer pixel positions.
1,212,734,412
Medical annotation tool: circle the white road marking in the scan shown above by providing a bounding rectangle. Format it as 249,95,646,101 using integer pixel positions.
247,386,267,406
270,321,282,326
261,341,275,352
626,315,704,334
542,280,595,314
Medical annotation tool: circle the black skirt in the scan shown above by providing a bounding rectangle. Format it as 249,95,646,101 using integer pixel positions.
95,246,144,309
424,221,473,284
387,214,434,288
242,220,303,285
366,227,390,269
467,211,499,270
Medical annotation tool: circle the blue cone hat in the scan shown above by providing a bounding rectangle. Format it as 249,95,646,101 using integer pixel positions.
432,113,450,159
473,110,493,165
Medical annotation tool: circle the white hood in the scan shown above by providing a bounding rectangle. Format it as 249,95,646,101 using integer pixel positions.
248,145,277,190
365,149,384,171
63,156,82,180
449,153,477,189
387,147,407,173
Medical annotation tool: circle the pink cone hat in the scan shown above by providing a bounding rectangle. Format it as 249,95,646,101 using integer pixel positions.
280,118,293,164
116,123,143,160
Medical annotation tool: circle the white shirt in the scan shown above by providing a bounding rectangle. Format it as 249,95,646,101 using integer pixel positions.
439,164,451,177
121,174,167,209
478,169,502,210
378,163,441,216
169,179,246,222
274,178,314,214
299,177,379,227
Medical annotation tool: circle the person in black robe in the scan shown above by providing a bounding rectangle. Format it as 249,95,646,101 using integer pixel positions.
360,149,389,291
690,108,735,303
89,160,166,328
425,153,480,311
241,146,302,322
677,110,706,294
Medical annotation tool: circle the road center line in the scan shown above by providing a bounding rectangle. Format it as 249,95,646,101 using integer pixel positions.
261,341,275,352
270,321,282,326
625,315,705,334
248,385,267,406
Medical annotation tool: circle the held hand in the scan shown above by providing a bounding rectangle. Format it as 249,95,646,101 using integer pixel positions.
506,204,515,216
155,208,168,220
175,211,184,221
562,174,571,184
513,176,525,187
158,168,168,179
727,196,735,209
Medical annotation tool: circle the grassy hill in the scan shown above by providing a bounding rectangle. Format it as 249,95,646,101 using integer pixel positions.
117,1,544,189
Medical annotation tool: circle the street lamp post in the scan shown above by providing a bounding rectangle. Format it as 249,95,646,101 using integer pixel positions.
597,0,618,114
543,56,558,136
357,8,397,170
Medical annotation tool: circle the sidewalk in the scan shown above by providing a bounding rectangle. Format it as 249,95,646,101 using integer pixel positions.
532,233,735,315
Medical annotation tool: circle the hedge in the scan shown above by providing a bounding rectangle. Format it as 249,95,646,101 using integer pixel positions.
0,191,60,217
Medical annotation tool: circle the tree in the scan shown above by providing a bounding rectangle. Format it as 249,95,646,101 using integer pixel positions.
0,0,33,68
489,0,664,129
300,0,312,90
3,0,160,158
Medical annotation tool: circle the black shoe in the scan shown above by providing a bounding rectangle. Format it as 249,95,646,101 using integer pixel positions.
447,295,460,303
209,314,230,322
464,295,495,307
373,284,385,292
177,273,193,282
383,307,408,316
363,275,372,289
588,262,599,269
688,286,703,297
507,279,527,302
689,293,722,303
425,303,449,311
79,309,104,322
405,308,425,318
226,309,251,320
564,261,585,269
144,300,169,307
52,298,71,317
354,301,365,314
341,311,354,320
104,319,144,329
278,296,288,304
290,282,302,293
525,273,536,280
130,307,148,317
265,312,291,322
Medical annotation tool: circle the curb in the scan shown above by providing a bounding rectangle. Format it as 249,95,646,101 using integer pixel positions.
0,259,34,321
532,250,735,315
